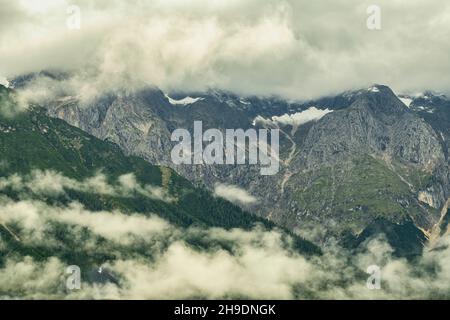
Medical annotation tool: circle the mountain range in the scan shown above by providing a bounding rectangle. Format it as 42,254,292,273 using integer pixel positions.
10,72,449,257
0,83,321,291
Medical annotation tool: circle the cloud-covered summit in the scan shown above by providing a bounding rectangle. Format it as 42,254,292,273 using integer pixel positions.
1,0,449,101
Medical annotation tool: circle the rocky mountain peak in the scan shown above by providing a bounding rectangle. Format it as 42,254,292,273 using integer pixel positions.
350,85,409,118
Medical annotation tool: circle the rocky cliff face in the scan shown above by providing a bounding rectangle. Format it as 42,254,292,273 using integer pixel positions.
42,81,450,250
301,86,443,168
284,86,448,241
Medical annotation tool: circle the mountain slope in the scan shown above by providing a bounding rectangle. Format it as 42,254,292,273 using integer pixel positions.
30,78,450,254
286,86,445,231
0,84,321,278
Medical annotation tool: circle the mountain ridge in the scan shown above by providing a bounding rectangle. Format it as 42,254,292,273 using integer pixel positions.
0,84,319,256
11,76,450,255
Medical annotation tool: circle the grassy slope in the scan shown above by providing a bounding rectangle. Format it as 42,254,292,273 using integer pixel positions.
295,155,434,228
291,153,436,257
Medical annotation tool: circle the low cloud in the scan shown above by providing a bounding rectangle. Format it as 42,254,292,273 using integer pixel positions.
0,199,170,246
254,107,333,133
214,183,257,205
0,170,173,202
0,77,9,88
1,191,450,299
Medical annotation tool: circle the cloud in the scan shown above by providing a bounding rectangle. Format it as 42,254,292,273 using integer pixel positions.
0,256,66,300
56,203,171,245
0,197,173,246
3,171,450,299
101,239,311,299
0,170,173,202
1,0,450,102
254,107,333,133
0,76,9,88
2,190,450,299
214,183,257,205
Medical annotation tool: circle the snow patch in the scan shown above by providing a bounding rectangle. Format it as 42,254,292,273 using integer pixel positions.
368,86,380,93
165,94,204,106
239,98,251,105
398,97,413,107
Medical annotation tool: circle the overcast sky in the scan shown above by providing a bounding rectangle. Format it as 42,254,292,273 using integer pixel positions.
1,0,449,100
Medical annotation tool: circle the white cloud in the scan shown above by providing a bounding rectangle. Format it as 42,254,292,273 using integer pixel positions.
214,183,257,205
0,198,171,245
2,193,450,299
254,107,333,133
0,76,9,88
56,203,171,245
0,257,66,299
164,93,204,106
0,170,173,202
1,0,450,101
